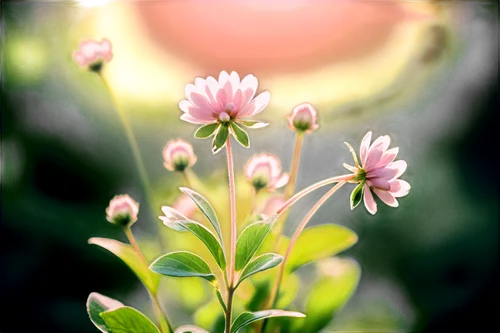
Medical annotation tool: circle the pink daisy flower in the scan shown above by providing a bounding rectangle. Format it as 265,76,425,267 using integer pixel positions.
73,38,113,72
179,71,270,153
287,102,319,134
245,153,289,192
163,139,197,172
105,194,139,226
341,131,410,215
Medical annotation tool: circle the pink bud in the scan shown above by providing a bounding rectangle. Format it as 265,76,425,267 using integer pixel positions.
172,194,197,219
73,38,113,71
163,139,197,171
287,102,319,133
245,153,289,192
105,194,139,226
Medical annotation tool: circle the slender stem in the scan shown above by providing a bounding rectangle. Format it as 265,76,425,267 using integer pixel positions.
225,138,237,333
181,170,192,188
285,133,304,199
260,181,346,333
98,73,165,250
124,227,174,333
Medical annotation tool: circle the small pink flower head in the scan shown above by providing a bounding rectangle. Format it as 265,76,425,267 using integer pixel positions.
73,38,113,72
163,139,197,172
342,131,410,215
179,71,270,153
105,194,139,226
287,102,319,134
260,195,287,216
172,194,197,219
245,153,289,192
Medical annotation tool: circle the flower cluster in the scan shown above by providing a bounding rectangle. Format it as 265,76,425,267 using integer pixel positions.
81,38,411,333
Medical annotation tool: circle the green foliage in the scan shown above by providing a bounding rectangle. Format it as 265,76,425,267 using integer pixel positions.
194,123,219,139
100,306,160,333
235,215,277,271
88,237,159,293
287,224,358,272
174,325,210,333
149,251,217,285
87,292,124,333
237,253,283,287
230,310,306,333
350,182,364,210
180,187,224,243
230,122,249,147
212,123,229,153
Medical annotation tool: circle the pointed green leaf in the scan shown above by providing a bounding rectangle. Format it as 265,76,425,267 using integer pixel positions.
350,182,364,210
231,310,305,333
174,325,210,333
238,120,269,129
87,292,124,333
235,215,277,271
237,253,283,287
287,224,358,272
195,123,219,139
212,123,229,154
149,251,216,284
230,122,249,148
100,306,160,333
88,238,159,293
163,218,226,270
179,187,224,243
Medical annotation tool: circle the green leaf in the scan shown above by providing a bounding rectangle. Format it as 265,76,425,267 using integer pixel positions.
174,325,210,333
195,123,219,139
179,187,224,243
287,224,358,272
163,218,226,270
230,310,305,333
212,123,229,154
149,251,216,284
301,258,361,332
238,120,269,129
86,292,124,333
235,215,277,271
100,306,160,333
230,122,249,148
88,238,159,293
350,182,364,210
237,253,283,287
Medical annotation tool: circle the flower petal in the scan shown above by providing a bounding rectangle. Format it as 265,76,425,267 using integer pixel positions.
376,147,399,168
367,178,391,191
364,146,384,171
190,92,214,111
241,91,270,117
367,167,399,181
388,160,407,179
363,184,377,215
180,113,213,124
273,174,289,189
373,189,399,207
390,179,411,197
360,131,372,166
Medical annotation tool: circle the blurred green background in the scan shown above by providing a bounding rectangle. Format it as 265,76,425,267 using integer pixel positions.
1,1,498,332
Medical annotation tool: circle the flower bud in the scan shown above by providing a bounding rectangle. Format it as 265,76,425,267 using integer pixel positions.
73,38,113,72
106,194,139,227
245,153,289,192
163,139,197,171
287,102,319,133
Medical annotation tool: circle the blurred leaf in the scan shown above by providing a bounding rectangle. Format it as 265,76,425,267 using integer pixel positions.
86,292,124,333
100,306,159,333
164,218,226,270
230,310,305,333
149,251,216,285
194,298,225,332
287,224,358,272
238,120,269,129
276,273,300,309
300,258,361,332
88,238,159,293
195,123,219,139
350,182,364,210
230,122,249,147
174,325,210,333
180,187,224,243
212,124,229,154
237,253,283,287
235,215,277,271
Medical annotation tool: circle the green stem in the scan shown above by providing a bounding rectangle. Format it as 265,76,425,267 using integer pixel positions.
261,181,346,333
98,73,165,250
225,137,237,333
124,227,174,333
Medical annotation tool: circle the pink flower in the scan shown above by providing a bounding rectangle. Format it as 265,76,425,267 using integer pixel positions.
179,71,270,152
73,38,113,71
163,139,197,171
260,195,287,216
287,102,319,134
172,194,198,219
245,153,289,192
105,194,139,226
342,131,410,215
